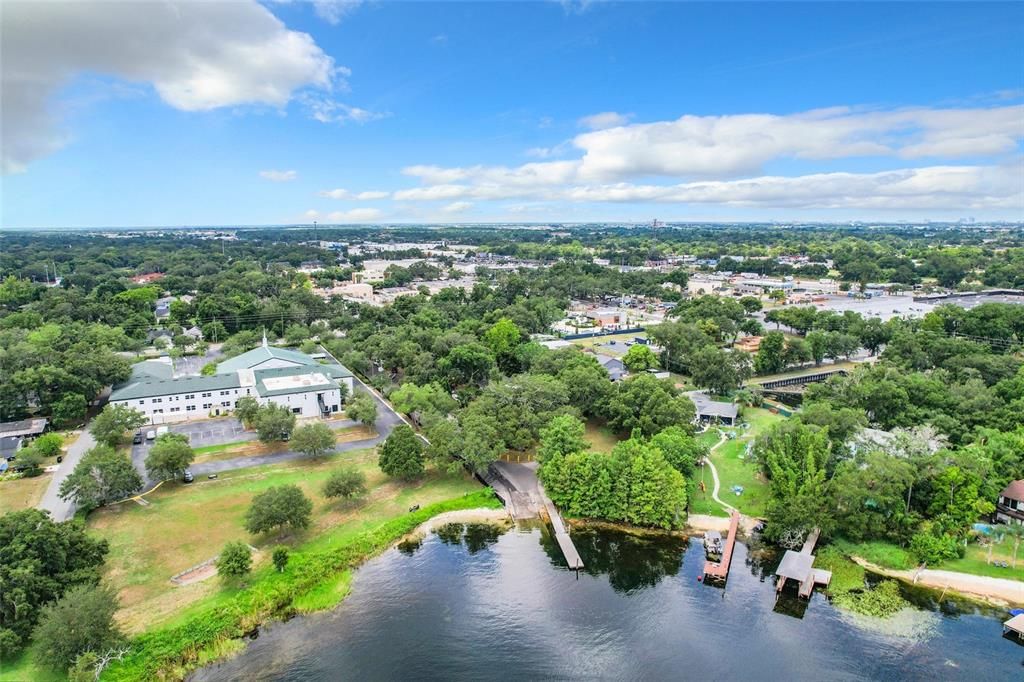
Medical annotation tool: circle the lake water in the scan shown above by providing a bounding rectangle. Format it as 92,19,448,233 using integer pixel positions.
193,522,1024,681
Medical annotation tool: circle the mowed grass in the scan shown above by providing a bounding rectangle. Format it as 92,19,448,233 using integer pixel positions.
0,473,52,515
688,407,784,518
88,448,482,633
943,541,1024,582
190,426,377,465
831,538,916,570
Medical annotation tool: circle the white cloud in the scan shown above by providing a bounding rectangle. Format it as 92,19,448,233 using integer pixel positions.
303,96,389,124
560,164,1022,210
442,201,473,214
260,169,298,182
312,0,364,25
578,111,632,130
2,0,337,173
318,188,390,200
327,207,383,222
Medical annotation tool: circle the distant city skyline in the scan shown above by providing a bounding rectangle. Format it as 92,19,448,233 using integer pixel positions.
2,1,1022,228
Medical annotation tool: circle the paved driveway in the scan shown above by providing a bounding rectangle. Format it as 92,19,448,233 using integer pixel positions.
131,417,252,487
37,429,95,521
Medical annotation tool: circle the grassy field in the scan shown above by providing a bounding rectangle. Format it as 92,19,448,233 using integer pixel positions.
687,407,784,519
831,538,916,570
88,447,482,634
0,472,52,515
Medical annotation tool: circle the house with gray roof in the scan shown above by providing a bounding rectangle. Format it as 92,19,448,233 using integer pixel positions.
109,337,353,424
688,392,739,426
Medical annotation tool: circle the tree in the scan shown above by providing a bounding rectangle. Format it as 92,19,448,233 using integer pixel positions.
739,296,763,314
59,444,143,511
52,393,87,427
89,404,147,448
537,415,588,462
378,425,425,480
622,344,658,372
757,423,835,543
438,342,495,388
346,392,378,427
200,362,218,376
254,403,297,443
14,446,45,474
483,317,523,373
605,373,695,437
754,331,787,375
688,346,751,395
1003,524,1024,570
234,395,260,427
245,484,313,535
144,433,195,481
32,584,124,673
650,426,707,478
272,546,290,573
33,432,64,458
322,466,367,500
389,382,457,425
291,422,336,458
0,509,108,658
216,541,252,577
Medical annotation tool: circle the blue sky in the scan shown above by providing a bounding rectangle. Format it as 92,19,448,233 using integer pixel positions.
2,1,1022,227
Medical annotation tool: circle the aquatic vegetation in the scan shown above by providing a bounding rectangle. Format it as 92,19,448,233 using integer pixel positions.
832,580,909,618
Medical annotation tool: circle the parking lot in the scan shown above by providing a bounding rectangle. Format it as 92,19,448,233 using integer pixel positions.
130,416,252,485
172,344,225,378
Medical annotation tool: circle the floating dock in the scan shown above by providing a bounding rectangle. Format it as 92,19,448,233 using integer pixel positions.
702,510,740,582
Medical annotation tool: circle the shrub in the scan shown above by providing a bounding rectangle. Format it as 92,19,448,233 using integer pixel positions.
378,425,424,480
272,547,290,573
216,541,252,578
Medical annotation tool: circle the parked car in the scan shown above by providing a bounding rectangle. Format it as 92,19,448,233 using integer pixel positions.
132,432,143,444
182,470,194,483
145,430,156,441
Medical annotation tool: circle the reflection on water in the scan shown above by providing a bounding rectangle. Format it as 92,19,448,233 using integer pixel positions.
193,522,1024,682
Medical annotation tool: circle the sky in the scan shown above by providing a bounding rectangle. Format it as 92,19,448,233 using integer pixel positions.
1,0,1023,228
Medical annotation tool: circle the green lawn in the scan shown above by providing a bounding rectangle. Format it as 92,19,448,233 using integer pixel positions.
688,407,783,518
943,541,1024,582
192,439,251,456
88,448,482,634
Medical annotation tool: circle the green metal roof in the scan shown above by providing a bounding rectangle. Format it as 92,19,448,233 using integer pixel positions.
110,373,241,401
130,360,174,381
215,345,317,374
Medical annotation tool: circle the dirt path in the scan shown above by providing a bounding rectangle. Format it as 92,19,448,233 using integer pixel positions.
852,557,1024,606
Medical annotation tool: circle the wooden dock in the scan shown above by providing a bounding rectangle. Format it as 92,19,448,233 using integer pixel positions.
702,510,740,581
538,482,584,570
775,527,831,599
1003,613,1024,640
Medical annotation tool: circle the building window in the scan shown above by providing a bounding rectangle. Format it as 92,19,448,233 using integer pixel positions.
185,394,195,399
139,400,145,405
203,403,212,409
292,407,301,414
332,404,339,412
221,401,231,407
170,407,180,413
186,405,196,412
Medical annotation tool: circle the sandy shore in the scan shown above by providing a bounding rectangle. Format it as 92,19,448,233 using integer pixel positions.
405,507,512,539
852,557,1024,606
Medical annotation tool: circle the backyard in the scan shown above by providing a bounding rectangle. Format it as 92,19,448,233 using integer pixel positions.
688,407,785,518
87,447,483,633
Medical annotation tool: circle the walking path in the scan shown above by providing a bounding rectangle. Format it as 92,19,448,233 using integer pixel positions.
852,557,1024,606
37,429,95,521
704,433,736,515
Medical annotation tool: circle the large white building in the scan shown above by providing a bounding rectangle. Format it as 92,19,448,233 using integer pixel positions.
109,341,354,424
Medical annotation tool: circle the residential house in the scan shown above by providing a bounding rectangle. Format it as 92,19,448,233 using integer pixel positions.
996,480,1024,525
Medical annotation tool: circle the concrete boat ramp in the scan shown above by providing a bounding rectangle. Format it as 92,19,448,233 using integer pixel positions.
488,461,584,570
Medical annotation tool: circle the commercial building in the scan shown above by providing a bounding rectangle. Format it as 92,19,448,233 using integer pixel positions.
109,339,354,424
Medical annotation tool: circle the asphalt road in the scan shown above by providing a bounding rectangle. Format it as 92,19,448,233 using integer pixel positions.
37,429,96,521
